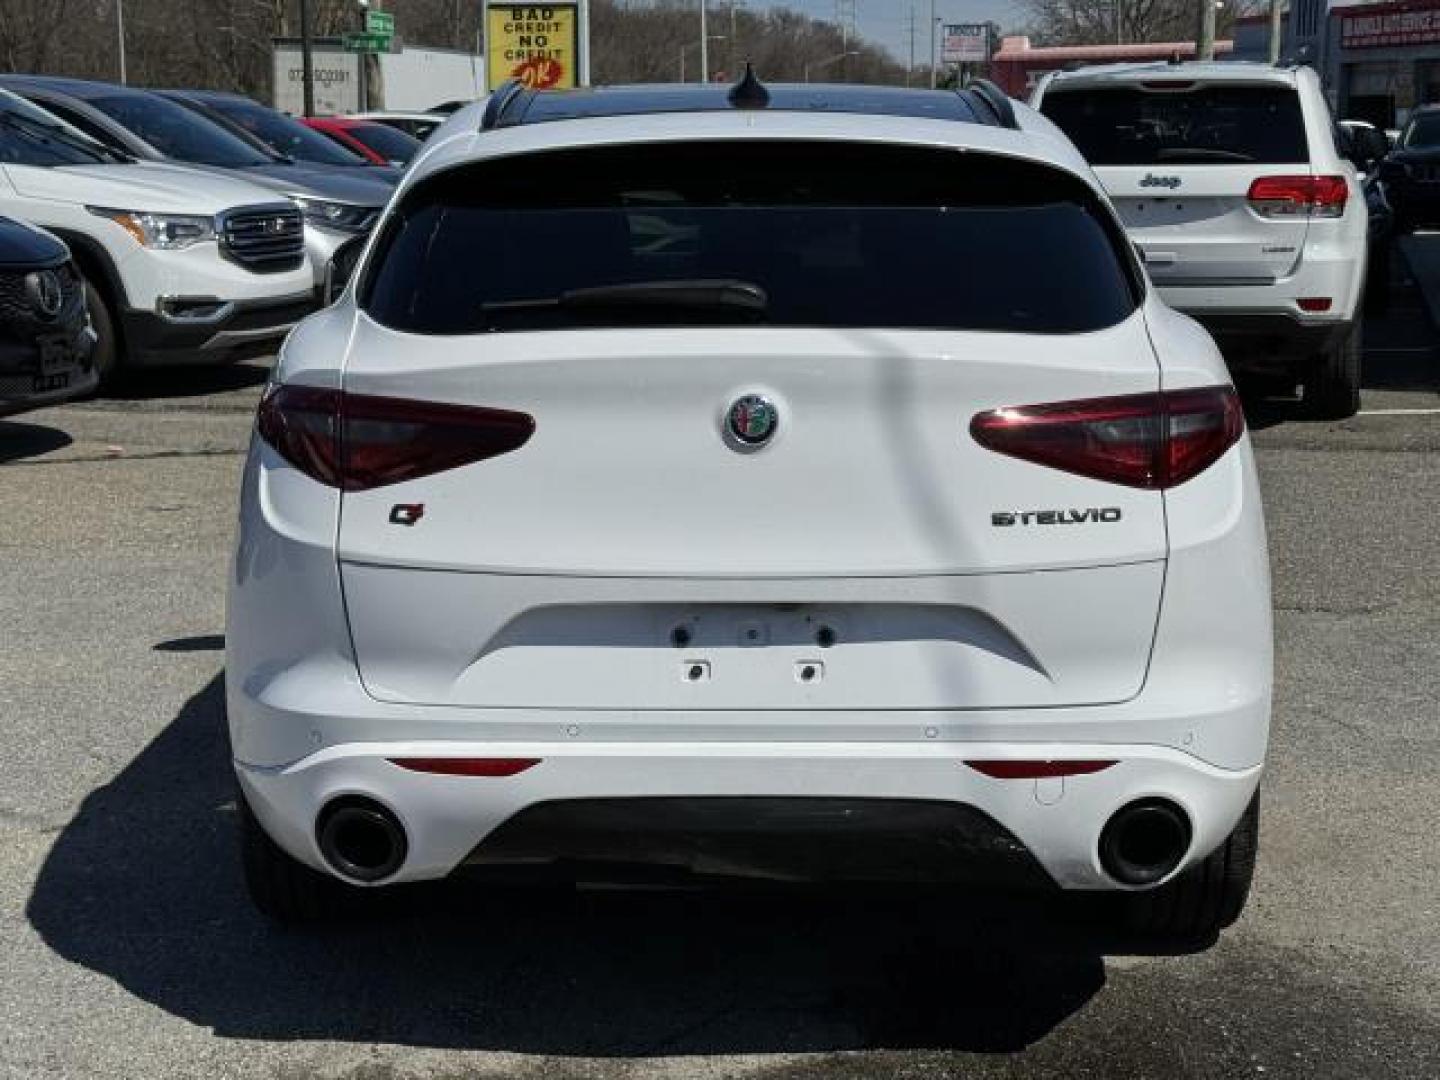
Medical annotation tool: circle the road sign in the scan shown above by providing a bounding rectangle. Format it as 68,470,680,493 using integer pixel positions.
485,4,581,91
342,31,389,52
365,10,395,37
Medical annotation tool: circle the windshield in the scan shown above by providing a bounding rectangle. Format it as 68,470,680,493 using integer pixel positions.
1404,113,1440,149
89,93,275,167
1042,84,1309,165
0,97,111,166
346,122,420,164
207,98,370,166
362,142,1140,335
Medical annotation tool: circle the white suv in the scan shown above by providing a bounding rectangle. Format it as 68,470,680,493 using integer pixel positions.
0,89,313,383
1033,63,1368,419
228,75,1271,944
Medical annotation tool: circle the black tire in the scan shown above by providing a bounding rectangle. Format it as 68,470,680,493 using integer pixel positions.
1123,793,1259,945
1300,323,1362,420
239,791,344,924
82,280,119,389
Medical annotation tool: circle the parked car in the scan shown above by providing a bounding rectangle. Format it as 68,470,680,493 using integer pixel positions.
0,77,392,295
155,89,380,172
0,216,95,416
347,111,443,142
229,76,1270,946
0,88,312,383
1034,62,1369,419
301,117,421,167
1379,103,1440,234
1338,120,1396,309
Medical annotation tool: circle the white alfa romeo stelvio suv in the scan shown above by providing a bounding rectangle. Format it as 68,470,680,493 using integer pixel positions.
226,72,1272,942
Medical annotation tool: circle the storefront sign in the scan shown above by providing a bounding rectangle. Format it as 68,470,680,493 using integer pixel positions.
1340,6,1440,49
486,4,580,90
942,24,989,64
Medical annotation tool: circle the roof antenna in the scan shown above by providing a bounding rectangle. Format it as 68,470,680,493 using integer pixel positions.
728,61,770,110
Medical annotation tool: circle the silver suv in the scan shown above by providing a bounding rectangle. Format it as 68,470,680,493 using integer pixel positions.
1033,63,1368,419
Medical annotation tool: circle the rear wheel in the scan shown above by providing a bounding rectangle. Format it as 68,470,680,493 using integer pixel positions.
1300,323,1361,420
239,791,345,924
1123,793,1259,945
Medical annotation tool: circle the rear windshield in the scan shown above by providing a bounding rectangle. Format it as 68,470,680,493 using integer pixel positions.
1041,84,1309,166
361,142,1140,335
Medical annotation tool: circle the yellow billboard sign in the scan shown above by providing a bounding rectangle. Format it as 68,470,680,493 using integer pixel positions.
486,4,579,91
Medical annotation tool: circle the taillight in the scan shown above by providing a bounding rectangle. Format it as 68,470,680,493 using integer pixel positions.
256,384,535,491
970,386,1244,490
965,760,1117,779
1247,175,1348,219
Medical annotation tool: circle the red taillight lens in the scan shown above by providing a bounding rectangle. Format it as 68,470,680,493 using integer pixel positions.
388,757,540,777
970,386,1244,490
256,384,535,491
1247,175,1348,219
965,760,1117,779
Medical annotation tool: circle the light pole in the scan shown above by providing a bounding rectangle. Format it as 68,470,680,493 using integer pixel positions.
700,0,709,84
804,50,857,82
929,6,938,89
679,35,725,81
115,0,127,84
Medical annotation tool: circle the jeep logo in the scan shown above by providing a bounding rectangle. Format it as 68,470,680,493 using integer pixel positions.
1140,173,1182,190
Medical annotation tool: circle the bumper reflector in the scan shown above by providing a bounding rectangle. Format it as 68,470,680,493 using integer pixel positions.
965,760,1117,780
388,757,541,777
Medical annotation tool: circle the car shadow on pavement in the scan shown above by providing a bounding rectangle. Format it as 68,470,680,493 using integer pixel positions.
102,361,270,402
27,672,1192,1056
0,420,72,463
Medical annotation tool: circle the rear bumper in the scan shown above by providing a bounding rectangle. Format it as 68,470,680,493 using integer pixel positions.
237,738,1262,891
1183,310,1353,374
120,291,316,367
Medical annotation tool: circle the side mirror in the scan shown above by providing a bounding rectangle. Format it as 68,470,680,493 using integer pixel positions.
324,235,367,305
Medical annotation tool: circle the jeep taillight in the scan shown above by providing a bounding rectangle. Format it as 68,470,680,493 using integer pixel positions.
1247,175,1348,219
970,386,1245,490
256,384,535,491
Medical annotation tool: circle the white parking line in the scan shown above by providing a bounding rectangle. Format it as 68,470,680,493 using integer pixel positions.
1358,408,1440,415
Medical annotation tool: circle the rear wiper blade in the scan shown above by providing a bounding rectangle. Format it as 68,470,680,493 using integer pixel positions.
482,279,768,316
1154,148,1255,163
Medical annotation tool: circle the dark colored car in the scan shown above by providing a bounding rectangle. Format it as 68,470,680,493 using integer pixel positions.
1379,105,1440,233
156,89,401,182
301,117,421,167
0,217,94,418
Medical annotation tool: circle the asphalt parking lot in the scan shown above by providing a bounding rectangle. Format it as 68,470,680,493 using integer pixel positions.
2,261,1438,1079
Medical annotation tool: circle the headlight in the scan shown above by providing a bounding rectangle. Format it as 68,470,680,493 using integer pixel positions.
87,208,216,249
291,197,376,234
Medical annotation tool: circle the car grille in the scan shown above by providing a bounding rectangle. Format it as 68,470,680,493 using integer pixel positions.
0,260,85,343
218,205,305,273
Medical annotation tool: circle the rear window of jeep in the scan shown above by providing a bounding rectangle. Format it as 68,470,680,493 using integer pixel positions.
1042,84,1309,166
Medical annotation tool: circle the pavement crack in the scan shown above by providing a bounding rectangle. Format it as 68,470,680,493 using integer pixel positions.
1,448,245,467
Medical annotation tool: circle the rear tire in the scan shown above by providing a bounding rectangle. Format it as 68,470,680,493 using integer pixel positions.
239,791,345,924
1123,792,1259,945
1300,323,1361,420
82,280,119,390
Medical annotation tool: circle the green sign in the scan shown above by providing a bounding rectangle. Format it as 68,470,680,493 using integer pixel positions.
342,31,389,52
365,10,395,36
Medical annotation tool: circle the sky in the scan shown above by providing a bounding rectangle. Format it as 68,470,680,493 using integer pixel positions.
734,0,1024,67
